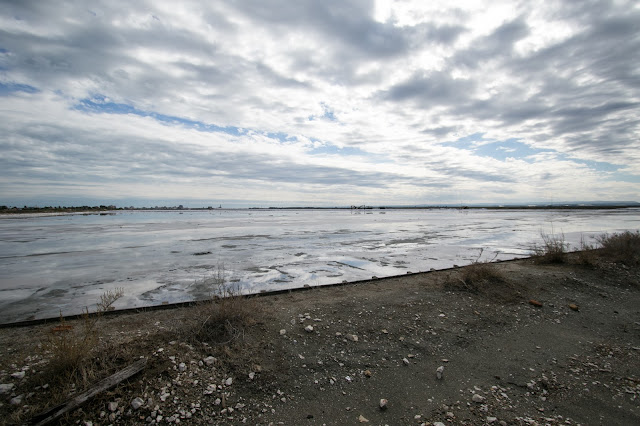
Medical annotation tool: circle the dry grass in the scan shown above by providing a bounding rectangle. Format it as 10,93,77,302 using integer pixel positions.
183,267,260,347
596,230,640,265
531,231,569,264
43,288,124,385
448,249,506,293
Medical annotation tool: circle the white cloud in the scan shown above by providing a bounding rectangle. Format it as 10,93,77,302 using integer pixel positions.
0,0,639,207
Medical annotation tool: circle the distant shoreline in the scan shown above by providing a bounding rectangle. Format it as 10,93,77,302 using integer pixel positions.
2,203,639,215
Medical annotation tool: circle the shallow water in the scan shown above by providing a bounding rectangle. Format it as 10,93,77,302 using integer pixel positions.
0,208,638,323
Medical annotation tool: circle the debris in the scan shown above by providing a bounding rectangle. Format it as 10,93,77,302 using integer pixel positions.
364,370,372,378
358,414,369,423
569,303,579,311
29,358,147,426
529,299,543,307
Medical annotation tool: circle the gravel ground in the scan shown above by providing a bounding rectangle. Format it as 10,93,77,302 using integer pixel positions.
0,250,639,425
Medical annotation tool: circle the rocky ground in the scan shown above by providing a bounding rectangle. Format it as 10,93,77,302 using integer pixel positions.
0,249,639,425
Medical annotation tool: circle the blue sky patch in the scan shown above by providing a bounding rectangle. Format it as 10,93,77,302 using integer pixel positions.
0,82,39,95
74,94,245,136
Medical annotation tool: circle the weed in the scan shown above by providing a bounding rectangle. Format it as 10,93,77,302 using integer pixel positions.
447,248,505,293
44,288,124,383
596,230,640,264
531,231,569,263
185,266,259,346
575,234,598,266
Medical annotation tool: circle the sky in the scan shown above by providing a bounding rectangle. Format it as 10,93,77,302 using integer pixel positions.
1,0,639,208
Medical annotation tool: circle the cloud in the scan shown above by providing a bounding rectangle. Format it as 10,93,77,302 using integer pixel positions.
0,0,639,206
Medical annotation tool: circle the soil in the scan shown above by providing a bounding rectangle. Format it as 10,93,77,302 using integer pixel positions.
1,250,639,425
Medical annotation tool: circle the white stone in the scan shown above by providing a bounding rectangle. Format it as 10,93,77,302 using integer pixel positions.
434,422,446,426
11,371,25,379
279,329,286,335
10,395,23,405
487,417,498,423
108,401,118,412
436,365,445,379
178,362,187,372
472,394,485,403
249,372,255,380
379,398,388,409
403,358,410,365
346,334,359,342
203,356,216,366
225,377,233,386
0,383,14,394
131,397,145,410
305,325,314,333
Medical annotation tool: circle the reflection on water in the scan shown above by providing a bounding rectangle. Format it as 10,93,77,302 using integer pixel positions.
0,208,638,323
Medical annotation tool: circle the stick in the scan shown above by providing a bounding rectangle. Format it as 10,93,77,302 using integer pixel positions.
31,358,147,426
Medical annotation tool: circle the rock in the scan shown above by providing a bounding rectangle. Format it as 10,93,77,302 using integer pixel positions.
436,365,445,379
346,334,359,342
203,356,216,366
225,377,233,386
434,422,446,426
364,370,372,378
178,362,187,372
249,372,255,380
108,401,118,412
11,371,26,380
10,395,23,405
569,303,579,311
358,414,369,423
305,325,314,333
379,398,388,410
529,299,543,307
0,383,14,394
131,397,145,410
279,329,287,335
487,416,498,423
472,394,485,403
403,358,410,365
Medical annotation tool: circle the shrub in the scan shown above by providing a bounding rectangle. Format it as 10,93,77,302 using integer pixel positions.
531,231,569,263
596,230,640,264
450,249,505,292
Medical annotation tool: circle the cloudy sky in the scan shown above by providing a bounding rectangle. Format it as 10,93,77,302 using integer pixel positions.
1,0,639,207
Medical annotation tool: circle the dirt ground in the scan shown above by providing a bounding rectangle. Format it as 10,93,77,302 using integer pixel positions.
1,250,639,425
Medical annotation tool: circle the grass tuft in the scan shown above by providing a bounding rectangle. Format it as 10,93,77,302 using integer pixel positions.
531,231,569,264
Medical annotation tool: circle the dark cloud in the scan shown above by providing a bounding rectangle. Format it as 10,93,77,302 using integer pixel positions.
378,71,475,107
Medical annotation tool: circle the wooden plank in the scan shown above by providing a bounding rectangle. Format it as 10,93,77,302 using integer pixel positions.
31,358,147,426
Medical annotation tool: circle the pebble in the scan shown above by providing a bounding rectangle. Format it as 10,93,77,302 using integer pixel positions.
436,365,445,379
403,358,410,365
225,377,233,386
131,397,145,410
346,334,359,342
305,325,314,333
434,422,446,426
0,383,14,394
358,414,369,423
10,395,23,405
11,371,26,380
379,398,388,410
472,394,485,403
203,356,216,366
178,362,187,372
249,372,255,380
108,401,118,412
279,329,287,335
487,416,498,423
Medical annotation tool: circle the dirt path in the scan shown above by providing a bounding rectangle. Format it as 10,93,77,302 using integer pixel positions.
1,251,639,425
